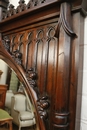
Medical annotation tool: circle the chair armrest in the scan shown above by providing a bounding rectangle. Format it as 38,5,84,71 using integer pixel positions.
14,107,20,113
11,96,20,114
11,96,20,113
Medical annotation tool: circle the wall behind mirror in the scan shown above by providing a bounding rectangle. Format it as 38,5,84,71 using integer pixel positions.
0,59,8,84
0,59,19,92
9,0,30,8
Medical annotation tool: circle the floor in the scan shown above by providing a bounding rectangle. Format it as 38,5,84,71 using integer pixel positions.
0,123,35,130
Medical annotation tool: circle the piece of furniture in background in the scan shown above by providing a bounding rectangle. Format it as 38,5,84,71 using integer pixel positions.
0,108,13,130
11,93,35,130
0,84,7,109
5,90,14,114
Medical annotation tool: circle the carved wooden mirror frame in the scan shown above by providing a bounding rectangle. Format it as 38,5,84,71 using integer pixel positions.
0,0,87,130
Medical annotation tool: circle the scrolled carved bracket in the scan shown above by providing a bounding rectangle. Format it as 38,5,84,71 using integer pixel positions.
55,2,77,38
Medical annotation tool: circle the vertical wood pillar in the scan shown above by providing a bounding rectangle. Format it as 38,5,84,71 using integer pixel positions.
69,12,84,130
52,2,76,130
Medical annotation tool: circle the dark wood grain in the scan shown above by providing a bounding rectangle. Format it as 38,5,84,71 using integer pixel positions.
0,0,86,130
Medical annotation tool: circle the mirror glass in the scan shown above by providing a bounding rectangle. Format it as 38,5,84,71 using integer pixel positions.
0,59,37,130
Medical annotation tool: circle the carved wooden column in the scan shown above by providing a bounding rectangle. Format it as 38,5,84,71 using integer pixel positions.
52,2,76,130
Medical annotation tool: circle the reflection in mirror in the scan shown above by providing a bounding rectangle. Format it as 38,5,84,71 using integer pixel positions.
0,59,37,130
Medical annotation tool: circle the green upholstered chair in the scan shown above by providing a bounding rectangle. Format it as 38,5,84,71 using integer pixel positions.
0,109,13,130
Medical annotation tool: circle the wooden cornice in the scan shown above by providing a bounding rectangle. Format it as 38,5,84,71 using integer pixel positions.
1,0,87,21
0,0,86,33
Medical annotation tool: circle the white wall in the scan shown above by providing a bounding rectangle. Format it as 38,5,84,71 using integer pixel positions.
0,60,8,84
75,17,87,130
9,0,29,8
80,17,87,130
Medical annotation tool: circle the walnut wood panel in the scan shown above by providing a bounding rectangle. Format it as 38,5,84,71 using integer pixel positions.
0,0,86,130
